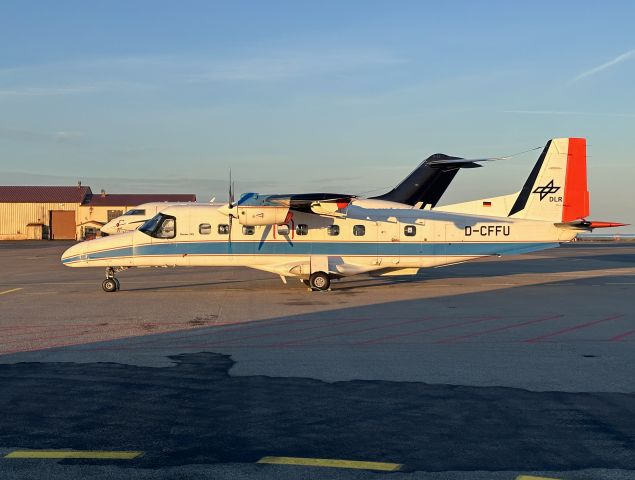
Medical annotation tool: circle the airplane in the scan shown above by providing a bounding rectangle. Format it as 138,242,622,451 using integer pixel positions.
61,138,626,292
99,153,488,235
101,202,207,235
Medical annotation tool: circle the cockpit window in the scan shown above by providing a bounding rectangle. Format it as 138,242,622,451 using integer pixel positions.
124,209,146,216
139,214,176,239
139,214,162,234
156,218,176,238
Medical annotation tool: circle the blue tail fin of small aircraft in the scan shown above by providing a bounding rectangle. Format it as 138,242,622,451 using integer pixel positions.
371,154,482,208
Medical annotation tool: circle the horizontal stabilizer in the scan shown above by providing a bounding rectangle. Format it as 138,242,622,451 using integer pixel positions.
427,157,504,167
557,220,628,230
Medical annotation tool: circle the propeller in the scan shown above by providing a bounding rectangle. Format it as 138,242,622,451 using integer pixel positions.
228,170,236,251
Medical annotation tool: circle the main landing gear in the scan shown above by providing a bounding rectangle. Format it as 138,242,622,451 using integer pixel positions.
102,266,126,292
305,271,331,291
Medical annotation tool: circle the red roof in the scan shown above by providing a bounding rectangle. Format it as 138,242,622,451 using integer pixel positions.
85,193,196,206
0,186,92,203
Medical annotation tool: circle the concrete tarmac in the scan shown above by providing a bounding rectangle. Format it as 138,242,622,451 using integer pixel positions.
0,241,633,480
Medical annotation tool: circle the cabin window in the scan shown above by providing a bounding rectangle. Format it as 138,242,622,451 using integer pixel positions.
327,225,340,236
296,224,309,236
218,224,230,235
404,225,416,237
353,225,365,236
242,226,255,235
277,225,290,235
199,223,212,235
124,209,146,216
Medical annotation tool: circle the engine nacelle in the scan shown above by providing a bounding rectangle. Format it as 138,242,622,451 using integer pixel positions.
237,206,290,226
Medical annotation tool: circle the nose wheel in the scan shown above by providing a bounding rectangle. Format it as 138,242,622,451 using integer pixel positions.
102,267,125,292
102,278,119,292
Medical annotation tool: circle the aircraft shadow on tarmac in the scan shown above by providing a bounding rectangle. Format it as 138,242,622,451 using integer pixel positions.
1,352,634,472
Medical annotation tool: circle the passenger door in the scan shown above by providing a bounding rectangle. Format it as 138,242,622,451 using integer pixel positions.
377,218,399,266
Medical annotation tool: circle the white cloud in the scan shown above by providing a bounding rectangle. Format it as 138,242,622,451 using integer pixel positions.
571,48,635,82
0,127,85,144
54,131,84,142
504,110,635,118
187,52,404,82
0,85,99,97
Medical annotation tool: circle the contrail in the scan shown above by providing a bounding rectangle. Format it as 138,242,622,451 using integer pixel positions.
571,48,635,82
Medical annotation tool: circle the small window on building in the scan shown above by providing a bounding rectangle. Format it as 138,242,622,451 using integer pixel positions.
353,225,365,236
404,225,416,237
296,224,309,236
199,223,212,235
218,224,230,235
107,210,123,222
327,225,340,236
242,226,255,235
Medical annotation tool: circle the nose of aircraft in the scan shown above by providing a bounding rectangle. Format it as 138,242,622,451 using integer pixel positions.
100,220,119,235
61,241,87,266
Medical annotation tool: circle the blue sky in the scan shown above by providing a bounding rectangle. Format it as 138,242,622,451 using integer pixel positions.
1,1,634,230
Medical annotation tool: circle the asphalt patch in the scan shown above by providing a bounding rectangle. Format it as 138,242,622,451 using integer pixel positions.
1,352,634,472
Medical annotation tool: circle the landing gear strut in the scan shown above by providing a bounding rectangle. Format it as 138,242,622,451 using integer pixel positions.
308,271,331,291
102,267,125,292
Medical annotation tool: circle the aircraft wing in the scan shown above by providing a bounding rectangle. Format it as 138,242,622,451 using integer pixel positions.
237,192,355,211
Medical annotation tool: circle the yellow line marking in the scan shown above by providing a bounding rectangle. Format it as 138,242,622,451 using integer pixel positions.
257,456,401,471
5,450,143,459
0,288,22,296
516,476,563,480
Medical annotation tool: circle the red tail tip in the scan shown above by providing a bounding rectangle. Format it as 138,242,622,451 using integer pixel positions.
588,221,629,229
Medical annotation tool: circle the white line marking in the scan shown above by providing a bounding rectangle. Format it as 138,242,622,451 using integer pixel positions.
0,288,22,296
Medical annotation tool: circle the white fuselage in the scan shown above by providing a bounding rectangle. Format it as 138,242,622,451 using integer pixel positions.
63,202,577,278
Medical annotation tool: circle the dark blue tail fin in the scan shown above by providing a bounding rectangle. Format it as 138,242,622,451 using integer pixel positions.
370,154,481,208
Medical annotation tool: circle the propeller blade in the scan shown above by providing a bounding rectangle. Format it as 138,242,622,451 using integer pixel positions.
229,169,234,207
228,214,233,248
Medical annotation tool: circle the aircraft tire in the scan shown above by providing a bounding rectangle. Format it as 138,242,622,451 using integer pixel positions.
102,278,118,293
309,272,330,291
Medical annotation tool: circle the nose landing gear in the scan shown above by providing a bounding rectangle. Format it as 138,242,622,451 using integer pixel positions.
102,267,125,292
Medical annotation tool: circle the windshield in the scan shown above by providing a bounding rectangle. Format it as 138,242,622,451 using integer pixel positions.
139,214,162,235
124,209,146,216
139,214,176,238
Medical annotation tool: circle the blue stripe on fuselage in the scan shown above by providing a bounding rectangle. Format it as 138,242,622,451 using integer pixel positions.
66,240,558,263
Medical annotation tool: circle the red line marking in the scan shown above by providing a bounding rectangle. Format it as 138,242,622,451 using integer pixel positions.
190,316,374,347
271,316,438,347
610,328,635,342
522,314,625,343
435,314,564,344
355,315,500,346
